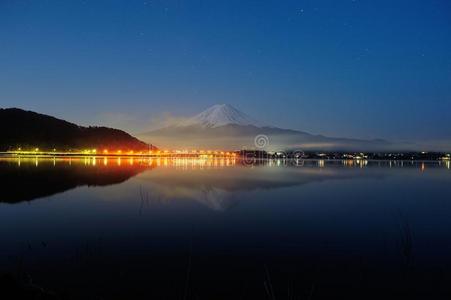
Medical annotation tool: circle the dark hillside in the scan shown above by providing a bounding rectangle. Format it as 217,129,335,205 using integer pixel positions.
0,108,152,151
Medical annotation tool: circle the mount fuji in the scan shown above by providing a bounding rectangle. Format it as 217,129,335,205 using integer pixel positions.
180,104,267,128
141,104,393,151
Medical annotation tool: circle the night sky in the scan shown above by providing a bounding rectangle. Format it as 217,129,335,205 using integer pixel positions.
1,0,450,144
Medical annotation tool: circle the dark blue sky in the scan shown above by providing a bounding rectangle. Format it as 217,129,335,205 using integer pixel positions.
1,0,450,143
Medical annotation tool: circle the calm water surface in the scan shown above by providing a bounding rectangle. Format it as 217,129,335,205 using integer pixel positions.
1,157,451,299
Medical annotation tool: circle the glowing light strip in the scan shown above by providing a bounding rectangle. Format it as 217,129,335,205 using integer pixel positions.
2,149,238,158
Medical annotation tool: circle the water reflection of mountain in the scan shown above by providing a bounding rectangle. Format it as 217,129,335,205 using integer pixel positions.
2,158,436,208
138,165,387,211
0,158,149,203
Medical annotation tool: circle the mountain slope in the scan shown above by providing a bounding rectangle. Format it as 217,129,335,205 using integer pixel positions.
141,104,393,151
0,108,152,151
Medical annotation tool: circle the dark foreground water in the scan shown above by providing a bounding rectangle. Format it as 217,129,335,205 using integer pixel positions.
1,157,451,299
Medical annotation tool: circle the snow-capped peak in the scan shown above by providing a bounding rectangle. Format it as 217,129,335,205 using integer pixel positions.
182,104,265,128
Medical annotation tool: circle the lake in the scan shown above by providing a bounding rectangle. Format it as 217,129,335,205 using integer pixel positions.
1,157,451,299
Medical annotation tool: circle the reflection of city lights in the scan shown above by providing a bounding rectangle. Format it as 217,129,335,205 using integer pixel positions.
12,156,440,170
358,160,368,168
